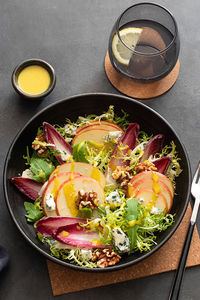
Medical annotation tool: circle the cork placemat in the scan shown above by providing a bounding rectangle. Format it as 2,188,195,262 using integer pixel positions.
47,204,200,296
104,52,180,99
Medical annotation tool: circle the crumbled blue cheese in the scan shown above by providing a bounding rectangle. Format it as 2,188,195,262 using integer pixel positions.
59,150,72,162
22,169,34,179
45,193,56,211
104,131,122,143
138,198,144,205
150,206,162,215
105,190,121,208
64,124,77,136
80,249,92,261
112,228,130,253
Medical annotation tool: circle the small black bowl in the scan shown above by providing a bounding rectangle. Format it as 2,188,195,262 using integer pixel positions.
3,93,191,272
12,59,56,99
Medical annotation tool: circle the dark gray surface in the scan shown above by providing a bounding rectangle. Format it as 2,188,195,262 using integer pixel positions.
0,0,199,299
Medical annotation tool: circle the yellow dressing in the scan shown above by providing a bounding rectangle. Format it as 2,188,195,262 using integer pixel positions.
128,220,137,227
90,167,101,183
77,141,85,152
63,181,78,217
128,216,143,227
60,231,69,237
151,172,159,182
146,172,161,210
146,193,158,211
91,239,102,246
70,162,75,173
128,185,136,197
152,182,161,194
51,177,60,197
18,65,51,95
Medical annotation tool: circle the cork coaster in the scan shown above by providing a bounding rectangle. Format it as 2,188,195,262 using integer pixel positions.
47,204,200,296
105,52,180,99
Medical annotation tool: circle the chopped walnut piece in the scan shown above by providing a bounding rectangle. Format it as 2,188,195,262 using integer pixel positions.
32,134,48,156
135,160,157,173
76,190,99,209
112,166,133,190
91,248,121,268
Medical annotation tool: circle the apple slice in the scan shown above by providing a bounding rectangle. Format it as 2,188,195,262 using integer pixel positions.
55,176,105,217
127,178,173,212
129,171,174,197
49,162,106,188
76,121,124,135
135,188,168,214
41,172,81,217
72,128,111,145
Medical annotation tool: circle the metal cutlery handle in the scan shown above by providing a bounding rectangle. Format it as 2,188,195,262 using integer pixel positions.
169,197,200,300
169,220,195,300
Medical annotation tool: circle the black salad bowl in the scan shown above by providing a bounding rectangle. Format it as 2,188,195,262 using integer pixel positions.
3,93,191,272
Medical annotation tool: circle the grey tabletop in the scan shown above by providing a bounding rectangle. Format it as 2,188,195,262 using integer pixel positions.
0,0,200,299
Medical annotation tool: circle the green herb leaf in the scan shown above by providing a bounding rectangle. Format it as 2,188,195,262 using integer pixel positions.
23,146,31,165
127,225,139,251
37,232,45,243
125,197,138,222
30,152,55,183
97,206,107,217
125,198,139,251
72,142,89,163
72,144,79,161
77,207,93,219
24,201,44,223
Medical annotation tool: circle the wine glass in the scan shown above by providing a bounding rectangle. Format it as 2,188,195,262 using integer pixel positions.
108,3,180,81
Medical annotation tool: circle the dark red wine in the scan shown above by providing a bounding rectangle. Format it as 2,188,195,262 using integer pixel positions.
109,20,178,81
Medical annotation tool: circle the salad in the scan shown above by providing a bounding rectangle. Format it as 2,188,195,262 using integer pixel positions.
11,106,182,268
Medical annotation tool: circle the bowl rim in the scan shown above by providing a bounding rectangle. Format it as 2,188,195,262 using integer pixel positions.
11,58,56,99
3,92,191,272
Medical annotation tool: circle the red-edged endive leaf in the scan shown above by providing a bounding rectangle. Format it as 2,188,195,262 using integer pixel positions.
43,122,73,164
153,156,171,174
54,223,107,248
109,123,140,169
140,134,165,162
11,177,43,201
36,216,87,236
105,123,140,184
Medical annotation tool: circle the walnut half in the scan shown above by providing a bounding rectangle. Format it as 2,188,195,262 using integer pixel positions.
76,190,99,209
32,134,48,156
135,160,157,173
112,166,133,190
91,248,121,268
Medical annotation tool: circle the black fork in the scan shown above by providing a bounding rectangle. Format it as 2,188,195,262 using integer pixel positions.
169,162,200,300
